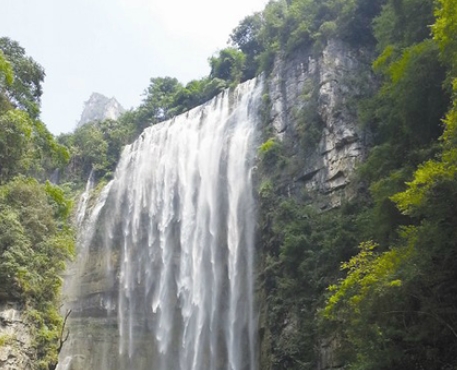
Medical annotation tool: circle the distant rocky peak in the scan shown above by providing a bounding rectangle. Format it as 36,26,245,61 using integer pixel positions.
77,92,125,127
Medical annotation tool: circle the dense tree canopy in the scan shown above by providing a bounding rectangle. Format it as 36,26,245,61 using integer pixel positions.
0,37,45,119
246,0,457,369
0,38,74,370
320,0,457,369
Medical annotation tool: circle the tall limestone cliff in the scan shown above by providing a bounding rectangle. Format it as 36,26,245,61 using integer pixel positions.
257,39,374,370
266,39,372,208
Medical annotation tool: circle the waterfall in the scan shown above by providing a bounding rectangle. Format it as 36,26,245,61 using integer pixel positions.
75,168,95,228
59,78,262,370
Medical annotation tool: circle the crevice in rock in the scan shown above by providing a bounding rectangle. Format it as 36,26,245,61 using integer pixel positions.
297,168,320,182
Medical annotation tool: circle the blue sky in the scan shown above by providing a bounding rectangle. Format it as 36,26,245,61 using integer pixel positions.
2,0,268,135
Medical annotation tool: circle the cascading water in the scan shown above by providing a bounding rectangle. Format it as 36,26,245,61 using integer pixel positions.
75,168,94,229
59,78,262,370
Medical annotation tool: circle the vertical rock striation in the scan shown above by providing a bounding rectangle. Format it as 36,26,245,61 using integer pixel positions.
267,39,372,208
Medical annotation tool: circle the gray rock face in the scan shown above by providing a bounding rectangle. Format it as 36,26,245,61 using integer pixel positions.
0,303,33,370
77,93,125,127
258,39,374,370
267,39,373,208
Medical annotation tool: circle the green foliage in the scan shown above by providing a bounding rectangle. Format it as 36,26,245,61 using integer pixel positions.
295,78,324,153
31,120,70,175
0,334,14,347
0,110,69,182
355,0,449,249
371,40,447,151
58,116,136,182
138,77,183,127
320,2,457,369
324,240,408,316
230,12,264,79
367,0,444,160
0,38,74,369
0,37,45,119
259,138,278,155
336,0,385,45
65,123,108,177
0,110,33,180
172,77,227,116
0,38,69,183
44,181,73,220
323,202,457,369
433,0,457,87
0,50,14,86
259,179,274,201
279,0,314,53
0,177,74,369
259,189,367,368
233,0,385,74
210,48,246,85
373,0,435,51
258,136,287,173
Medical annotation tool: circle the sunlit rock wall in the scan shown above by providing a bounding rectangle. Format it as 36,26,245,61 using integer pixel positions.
267,39,373,209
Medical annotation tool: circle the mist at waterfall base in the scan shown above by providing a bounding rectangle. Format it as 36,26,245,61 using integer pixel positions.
58,78,263,370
